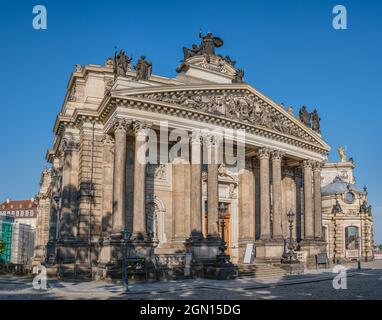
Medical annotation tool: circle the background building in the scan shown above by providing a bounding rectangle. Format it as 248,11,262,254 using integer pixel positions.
321,156,374,262
0,199,38,229
0,216,35,265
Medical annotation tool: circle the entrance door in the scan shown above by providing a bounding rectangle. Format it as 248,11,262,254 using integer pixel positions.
218,203,230,255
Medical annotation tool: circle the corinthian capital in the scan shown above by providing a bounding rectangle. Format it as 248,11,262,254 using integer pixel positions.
205,134,220,148
190,130,203,144
312,161,324,172
132,120,152,137
62,138,80,152
302,160,314,169
271,149,285,161
257,147,271,160
113,118,130,134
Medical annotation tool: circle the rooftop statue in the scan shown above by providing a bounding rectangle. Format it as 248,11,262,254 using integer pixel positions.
177,31,241,76
135,55,152,81
299,106,311,127
113,49,132,77
180,30,224,63
311,108,321,134
182,44,201,60
198,30,224,57
232,69,245,83
338,146,347,162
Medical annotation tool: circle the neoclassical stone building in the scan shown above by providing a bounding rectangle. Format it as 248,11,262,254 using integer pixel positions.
321,158,374,262
34,33,332,278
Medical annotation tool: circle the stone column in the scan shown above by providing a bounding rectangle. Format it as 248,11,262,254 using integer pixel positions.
172,158,186,242
271,150,284,240
313,162,323,240
59,137,80,240
238,158,255,243
101,134,114,238
207,135,219,238
132,121,150,240
303,160,314,240
111,120,128,238
190,131,203,238
258,148,271,240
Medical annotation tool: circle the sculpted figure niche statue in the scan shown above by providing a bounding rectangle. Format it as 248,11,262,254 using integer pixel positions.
113,49,132,77
135,55,152,81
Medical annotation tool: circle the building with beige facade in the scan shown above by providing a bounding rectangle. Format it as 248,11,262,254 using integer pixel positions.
321,158,374,263
33,33,341,279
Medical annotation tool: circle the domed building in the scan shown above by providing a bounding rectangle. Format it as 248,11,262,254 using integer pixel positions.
321,157,374,263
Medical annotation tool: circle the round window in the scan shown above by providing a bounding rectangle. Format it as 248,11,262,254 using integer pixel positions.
345,192,355,203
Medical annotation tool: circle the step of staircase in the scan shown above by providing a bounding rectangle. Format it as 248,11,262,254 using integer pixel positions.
237,263,287,279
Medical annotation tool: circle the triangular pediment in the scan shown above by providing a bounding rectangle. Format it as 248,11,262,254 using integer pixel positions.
110,83,329,151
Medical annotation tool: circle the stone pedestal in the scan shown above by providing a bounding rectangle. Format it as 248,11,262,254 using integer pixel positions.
186,237,222,278
56,238,77,265
280,262,305,275
97,238,155,281
299,239,327,268
254,239,285,261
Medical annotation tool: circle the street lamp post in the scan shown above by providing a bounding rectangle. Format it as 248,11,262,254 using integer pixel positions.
122,229,130,293
357,236,362,270
216,203,230,264
281,209,299,264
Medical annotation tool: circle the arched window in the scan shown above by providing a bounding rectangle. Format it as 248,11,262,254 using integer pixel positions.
345,226,359,249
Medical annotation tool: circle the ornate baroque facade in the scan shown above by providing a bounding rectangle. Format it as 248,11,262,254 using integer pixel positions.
34,33,334,279
321,160,374,262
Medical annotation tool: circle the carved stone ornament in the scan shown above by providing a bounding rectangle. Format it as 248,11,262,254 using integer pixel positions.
146,164,168,181
302,160,314,169
271,149,284,161
113,119,130,133
257,148,271,160
132,120,152,136
102,134,115,146
190,130,203,144
62,138,80,152
137,89,318,144
313,161,324,171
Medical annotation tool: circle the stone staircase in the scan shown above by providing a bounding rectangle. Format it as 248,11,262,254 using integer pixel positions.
237,263,287,279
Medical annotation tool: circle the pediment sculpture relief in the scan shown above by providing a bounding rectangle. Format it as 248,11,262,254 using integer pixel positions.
137,90,318,144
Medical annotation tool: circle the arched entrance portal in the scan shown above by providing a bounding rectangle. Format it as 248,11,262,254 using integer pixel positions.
146,194,167,247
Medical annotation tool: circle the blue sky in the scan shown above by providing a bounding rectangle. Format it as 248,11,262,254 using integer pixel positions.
0,0,381,242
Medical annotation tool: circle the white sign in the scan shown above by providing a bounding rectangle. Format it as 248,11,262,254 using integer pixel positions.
346,250,359,258
296,251,307,262
243,243,254,264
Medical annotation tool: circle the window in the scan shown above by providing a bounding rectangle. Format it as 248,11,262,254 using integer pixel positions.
345,226,359,250
345,192,355,203
16,211,19,217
